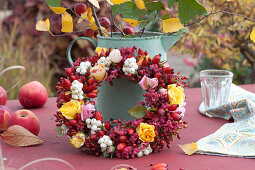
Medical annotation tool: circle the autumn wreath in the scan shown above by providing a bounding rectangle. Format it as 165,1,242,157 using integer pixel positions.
55,46,188,159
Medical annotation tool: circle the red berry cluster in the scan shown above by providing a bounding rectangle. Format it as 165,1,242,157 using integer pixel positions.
54,46,188,159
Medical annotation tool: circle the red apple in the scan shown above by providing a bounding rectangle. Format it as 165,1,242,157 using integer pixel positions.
0,106,11,131
18,81,48,108
8,109,40,135
99,17,111,29
123,27,135,35
0,86,7,105
74,3,87,15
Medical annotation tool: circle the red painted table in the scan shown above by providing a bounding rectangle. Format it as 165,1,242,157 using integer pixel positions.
2,84,255,170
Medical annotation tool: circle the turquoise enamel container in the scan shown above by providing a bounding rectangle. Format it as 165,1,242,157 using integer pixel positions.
67,32,183,121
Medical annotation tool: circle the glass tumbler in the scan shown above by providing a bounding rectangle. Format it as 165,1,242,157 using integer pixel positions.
200,69,233,110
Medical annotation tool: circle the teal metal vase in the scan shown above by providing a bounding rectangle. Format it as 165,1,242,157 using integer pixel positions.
67,32,183,121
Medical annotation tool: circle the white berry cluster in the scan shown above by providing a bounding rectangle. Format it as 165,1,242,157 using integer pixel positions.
136,144,153,157
70,80,84,100
98,135,113,151
86,118,102,134
122,58,138,75
61,124,69,135
97,57,112,70
76,61,91,75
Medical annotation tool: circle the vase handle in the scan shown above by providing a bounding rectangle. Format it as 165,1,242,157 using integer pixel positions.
66,37,97,66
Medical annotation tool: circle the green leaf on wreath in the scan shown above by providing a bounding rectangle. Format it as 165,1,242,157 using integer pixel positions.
65,91,72,95
55,126,62,133
149,108,157,112
128,105,147,119
178,0,207,23
56,134,64,138
46,0,61,7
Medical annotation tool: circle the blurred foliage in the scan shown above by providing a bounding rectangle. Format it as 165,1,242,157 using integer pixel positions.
173,0,255,85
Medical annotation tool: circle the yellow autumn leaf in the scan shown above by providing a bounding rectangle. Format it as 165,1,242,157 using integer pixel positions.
36,18,50,31
49,6,66,14
61,12,73,33
135,0,146,10
77,7,93,23
89,18,98,30
88,0,100,9
110,0,130,5
250,28,255,43
179,143,198,156
162,18,185,33
123,18,141,27
102,27,109,37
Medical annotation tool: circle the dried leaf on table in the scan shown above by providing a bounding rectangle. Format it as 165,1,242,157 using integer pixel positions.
0,125,43,147
179,143,198,155
36,19,50,32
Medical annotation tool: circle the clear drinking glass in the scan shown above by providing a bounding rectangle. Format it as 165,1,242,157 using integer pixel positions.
200,69,233,110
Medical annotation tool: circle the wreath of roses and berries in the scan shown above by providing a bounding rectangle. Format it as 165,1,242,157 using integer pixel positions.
55,46,188,159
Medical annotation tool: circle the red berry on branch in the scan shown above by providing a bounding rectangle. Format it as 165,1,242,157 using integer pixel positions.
70,119,77,126
169,104,179,111
152,54,161,64
104,121,111,131
83,84,89,93
127,128,134,135
87,92,97,98
74,3,87,15
88,78,95,85
70,76,77,82
157,108,165,116
62,79,71,90
154,72,162,79
117,143,127,151
171,112,181,121
163,67,172,74
97,129,105,137
119,135,127,142
65,68,72,76
95,111,103,122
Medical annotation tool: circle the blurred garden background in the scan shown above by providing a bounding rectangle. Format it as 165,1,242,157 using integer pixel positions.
0,0,255,99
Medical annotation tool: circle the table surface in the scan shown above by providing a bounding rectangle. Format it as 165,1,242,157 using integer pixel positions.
2,84,255,170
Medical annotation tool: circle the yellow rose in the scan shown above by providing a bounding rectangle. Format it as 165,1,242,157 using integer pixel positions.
70,132,86,148
58,100,83,120
95,47,107,56
90,64,108,82
136,123,156,142
168,84,185,107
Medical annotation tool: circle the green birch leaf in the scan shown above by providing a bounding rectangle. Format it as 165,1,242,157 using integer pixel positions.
162,13,170,20
145,1,165,11
167,0,178,9
55,126,62,133
46,0,61,7
178,0,207,23
127,105,146,119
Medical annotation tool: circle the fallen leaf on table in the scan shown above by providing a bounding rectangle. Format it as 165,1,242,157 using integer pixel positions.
250,28,255,43
0,125,43,147
162,18,185,33
179,143,198,155
36,18,50,31
61,12,73,33
123,18,141,27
